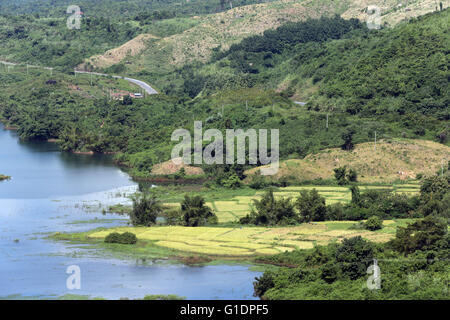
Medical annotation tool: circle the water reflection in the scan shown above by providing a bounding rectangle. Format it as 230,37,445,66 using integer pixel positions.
0,124,260,299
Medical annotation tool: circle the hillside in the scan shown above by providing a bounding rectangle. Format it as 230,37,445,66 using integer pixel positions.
245,139,450,183
81,0,449,77
0,6,448,182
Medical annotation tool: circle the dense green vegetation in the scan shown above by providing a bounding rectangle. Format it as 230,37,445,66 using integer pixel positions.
1,11,448,182
0,0,271,19
1,0,448,302
130,193,163,226
171,11,449,121
0,0,274,70
241,171,449,225
254,217,449,299
247,173,449,299
105,231,138,244
180,195,218,226
0,14,140,71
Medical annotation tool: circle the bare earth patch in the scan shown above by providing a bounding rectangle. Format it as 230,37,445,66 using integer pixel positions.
151,157,204,175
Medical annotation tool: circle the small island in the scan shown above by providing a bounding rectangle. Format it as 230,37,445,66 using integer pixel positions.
0,174,11,181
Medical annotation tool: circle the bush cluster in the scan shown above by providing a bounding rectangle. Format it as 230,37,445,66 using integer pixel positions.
104,232,138,244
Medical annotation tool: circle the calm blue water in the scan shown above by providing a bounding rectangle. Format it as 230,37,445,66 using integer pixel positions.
0,125,259,299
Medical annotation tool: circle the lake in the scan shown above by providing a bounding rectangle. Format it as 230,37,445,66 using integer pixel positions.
0,124,260,300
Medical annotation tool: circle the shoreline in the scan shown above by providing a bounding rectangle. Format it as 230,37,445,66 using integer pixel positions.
49,230,260,267
49,219,405,266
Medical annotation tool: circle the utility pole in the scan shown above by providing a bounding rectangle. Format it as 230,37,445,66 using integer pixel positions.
222,105,224,116
246,100,248,111
326,113,329,130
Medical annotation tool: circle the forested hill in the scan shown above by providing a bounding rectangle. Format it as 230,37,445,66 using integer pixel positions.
0,6,448,180
0,0,272,18
0,0,274,71
169,9,449,122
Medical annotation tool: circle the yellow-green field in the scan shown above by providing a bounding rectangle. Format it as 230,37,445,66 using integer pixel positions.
164,183,420,223
88,219,411,257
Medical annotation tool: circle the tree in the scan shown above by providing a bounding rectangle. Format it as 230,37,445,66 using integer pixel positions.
241,189,298,225
130,193,162,226
122,95,133,105
347,168,358,182
253,271,275,298
420,175,449,201
181,195,217,226
350,185,361,205
335,236,374,280
341,127,356,150
295,189,327,222
391,215,447,254
334,166,348,185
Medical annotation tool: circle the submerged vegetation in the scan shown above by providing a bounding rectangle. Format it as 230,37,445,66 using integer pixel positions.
0,174,11,181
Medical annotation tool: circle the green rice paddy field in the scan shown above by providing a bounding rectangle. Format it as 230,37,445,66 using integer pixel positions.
163,182,421,224
86,182,421,259
86,219,413,258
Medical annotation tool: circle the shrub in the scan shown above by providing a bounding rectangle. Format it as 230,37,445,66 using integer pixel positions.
248,175,269,189
104,232,137,244
253,271,275,298
104,232,121,243
119,232,138,244
221,173,242,189
320,262,340,284
391,215,447,254
365,216,383,231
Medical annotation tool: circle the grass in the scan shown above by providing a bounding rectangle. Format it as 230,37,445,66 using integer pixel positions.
109,183,422,224
53,219,410,260
83,0,440,86
196,183,420,223
96,183,420,225
245,139,450,184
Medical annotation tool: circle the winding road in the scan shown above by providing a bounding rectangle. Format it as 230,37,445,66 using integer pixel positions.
0,60,158,95
74,70,158,95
